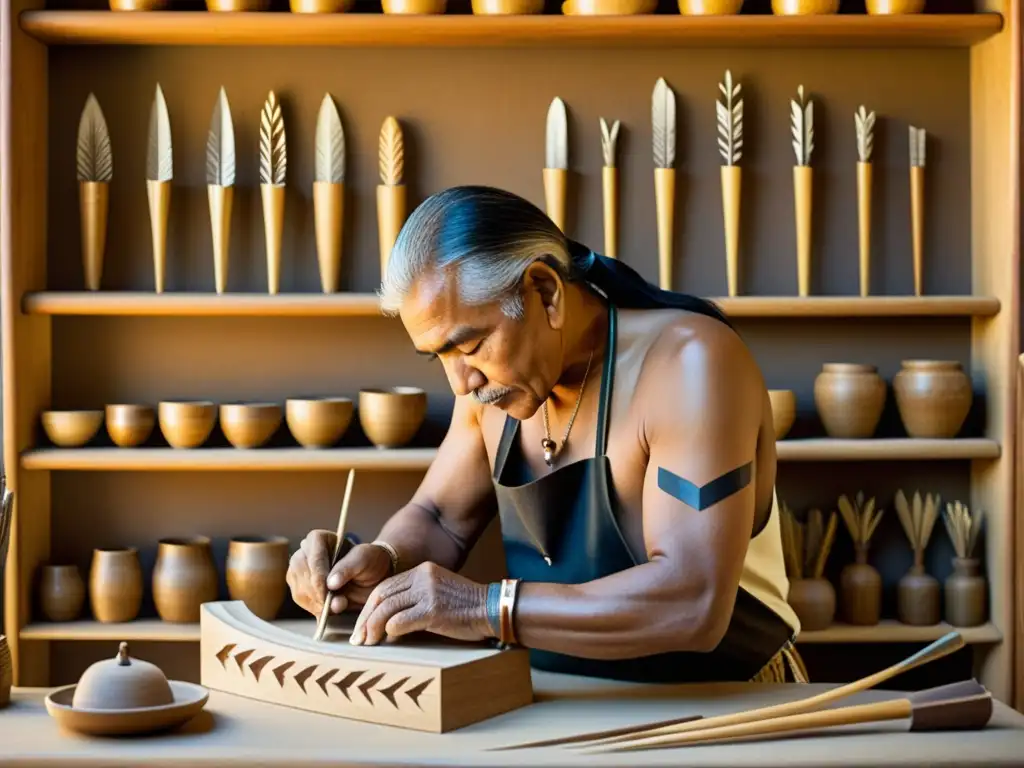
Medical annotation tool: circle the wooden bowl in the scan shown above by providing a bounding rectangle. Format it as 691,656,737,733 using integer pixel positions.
290,0,354,11
562,0,656,12
771,0,837,13
382,0,446,13
286,397,354,449
359,387,427,449
472,0,544,12
105,404,156,448
206,0,269,9
679,0,741,13
41,410,104,448
768,390,796,440
866,0,922,11
158,401,217,449
220,403,283,450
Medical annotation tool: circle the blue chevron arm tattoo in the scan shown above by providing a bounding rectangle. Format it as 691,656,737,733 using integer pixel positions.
657,462,753,511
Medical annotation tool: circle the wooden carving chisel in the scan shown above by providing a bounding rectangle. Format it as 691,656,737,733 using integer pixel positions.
313,468,355,642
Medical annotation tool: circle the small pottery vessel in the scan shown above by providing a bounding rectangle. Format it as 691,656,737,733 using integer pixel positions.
158,401,217,449
152,536,218,623
787,577,835,631
207,0,270,9
40,564,86,622
105,404,155,448
840,546,881,625
226,536,290,620
945,557,987,627
382,0,446,12
290,0,353,10
359,387,427,449
220,403,282,450
897,565,940,626
772,0,837,11
0,635,11,709
866,0,922,11
471,0,544,11
561,0,656,11
73,642,174,711
893,360,973,439
41,410,104,448
89,548,143,624
813,363,886,439
286,397,353,449
679,0,741,12
768,389,796,440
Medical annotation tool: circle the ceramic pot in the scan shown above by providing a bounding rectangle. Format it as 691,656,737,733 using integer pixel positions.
768,389,796,440
679,0,742,12
0,635,11,709
897,565,940,626
226,536,290,620
893,360,973,439
39,564,86,622
787,577,835,631
359,387,427,449
772,0,837,12
865,0,923,12
945,557,986,627
158,401,217,449
839,547,881,625
152,536,218,623
89,548,143,623
105,404,155,448
813,363,886,438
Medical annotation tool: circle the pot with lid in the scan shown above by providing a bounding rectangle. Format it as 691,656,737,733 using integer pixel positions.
45,641,209,735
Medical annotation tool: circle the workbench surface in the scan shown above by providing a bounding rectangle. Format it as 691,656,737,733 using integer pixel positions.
1,671,1022,767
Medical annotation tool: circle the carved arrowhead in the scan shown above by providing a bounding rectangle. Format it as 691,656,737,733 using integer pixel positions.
358,672,385,705
294,664,318,693
316,669,338,695
234,649,255,671
378,677,409,709
333,670,364,701
273,661,294,687
404,678,433,709
216,644,236,668
249,655,274,682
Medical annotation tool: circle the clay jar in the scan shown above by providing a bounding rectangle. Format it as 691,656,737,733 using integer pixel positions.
897,565,940,626
39,564,86,622
787,577,835,631
840,545,881,625
89,548,143,624
893,360,973,438
226,536,290,620
813,363,886,438
945,557,987,627
152,536,218,623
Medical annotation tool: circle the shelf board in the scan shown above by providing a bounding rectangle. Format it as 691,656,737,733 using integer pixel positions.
22,618,1002,644
21,292,1001,318
797,621,1002,644
18,11,1004,48
19,439,999,471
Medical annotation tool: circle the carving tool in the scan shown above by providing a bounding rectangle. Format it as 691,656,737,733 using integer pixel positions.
599,117,620,257
314,93,346,293
587,679,992,753
791,84,815,297
259,91,287,296
717,70,742,297
652,77,676,291
313,468,356,642
855,105,875,297
206,87,236,295
377,116,406,279
76,93,113,292
543,97,568,233
492,630,963,751
146,83,172,295
909,125,926,296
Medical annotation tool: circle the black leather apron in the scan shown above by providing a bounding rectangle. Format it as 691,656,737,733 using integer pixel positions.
492,301,796,683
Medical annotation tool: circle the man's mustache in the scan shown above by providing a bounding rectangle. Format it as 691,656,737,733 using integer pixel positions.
472,385,514,405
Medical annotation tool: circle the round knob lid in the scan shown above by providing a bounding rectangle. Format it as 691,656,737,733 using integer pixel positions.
71,642,175,711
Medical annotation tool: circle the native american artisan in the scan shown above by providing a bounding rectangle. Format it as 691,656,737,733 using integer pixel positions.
286,186,806,684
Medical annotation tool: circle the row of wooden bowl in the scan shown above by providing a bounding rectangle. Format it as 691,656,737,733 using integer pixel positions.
40,387,428,450
769,360,974,440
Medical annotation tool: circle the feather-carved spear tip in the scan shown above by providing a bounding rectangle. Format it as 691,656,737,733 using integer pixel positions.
599,117,620,168
378,116,404,187
790,84,815,167
259,90,287,187
545,97,568,170
651,77,676,170
206,86,236,187
909,126,926,168
855,105,875,165
716,69,743,167
315,93,345,184
146,83,173,183
77,93,113,183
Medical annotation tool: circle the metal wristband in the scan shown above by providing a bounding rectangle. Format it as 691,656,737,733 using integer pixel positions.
370,540,400,576
498,578,522,649
486,582,502,638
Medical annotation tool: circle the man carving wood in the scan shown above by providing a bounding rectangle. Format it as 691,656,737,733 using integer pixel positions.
286,186,807,684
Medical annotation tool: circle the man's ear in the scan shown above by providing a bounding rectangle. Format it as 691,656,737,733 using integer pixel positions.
523,260,565,330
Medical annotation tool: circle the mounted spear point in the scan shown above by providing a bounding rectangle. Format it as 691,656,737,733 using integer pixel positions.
855,105,875,297
717,70,743,296
599,117,620,258
314,93,346,293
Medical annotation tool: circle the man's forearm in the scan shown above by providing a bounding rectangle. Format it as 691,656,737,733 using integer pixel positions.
374,502,471,574
510,562,726,658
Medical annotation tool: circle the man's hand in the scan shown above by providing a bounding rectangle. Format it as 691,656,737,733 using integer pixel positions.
286,531,392,616
350,562,493,646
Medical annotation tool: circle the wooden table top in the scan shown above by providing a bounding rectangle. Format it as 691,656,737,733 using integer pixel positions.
2,671,1023,766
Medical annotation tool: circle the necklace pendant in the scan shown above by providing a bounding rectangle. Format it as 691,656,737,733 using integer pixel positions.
541,437,557,466
543,555,552,566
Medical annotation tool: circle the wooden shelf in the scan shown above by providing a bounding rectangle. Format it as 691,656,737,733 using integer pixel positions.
17,11,1003,48
797,621,1003,645
18,439,999,471
21,292,1001,319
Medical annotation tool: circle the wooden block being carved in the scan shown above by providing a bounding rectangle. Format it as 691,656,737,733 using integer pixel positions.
200,601,534,732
